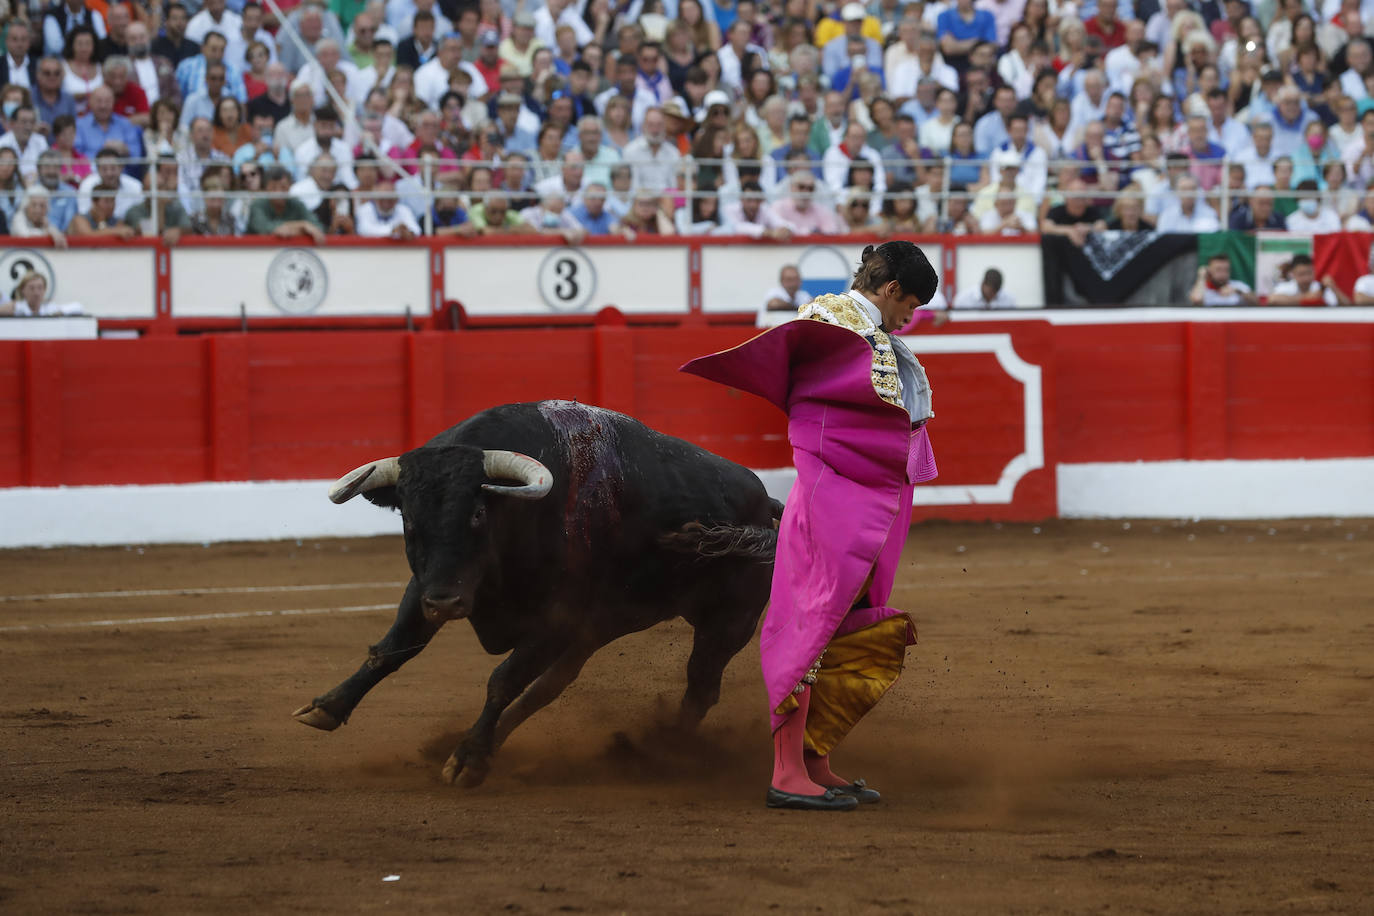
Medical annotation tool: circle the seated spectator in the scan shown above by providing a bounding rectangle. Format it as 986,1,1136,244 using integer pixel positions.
145,100,185,158
676,194,725,235
1234,122,1277,189
190,171,239,236
1040,176,1109,246
1343,184,1374,231
356,178,420,238
615,188,676,238
1229,186,1286,231
1285,179,1343,233
881,184,921,234
1155,175,1222,233
953,268,1017,308
973,149,1038,220
772,170,845,234
123,156,190,244
979,188,1037,234
31,151,79,230
947,122,983,189
1,271,82,316
50,115,92,185
534,149,586,204
0,105,48,183
839,191,878,232
68,191,137,238
293,106,356,188
430,192,473,236
10,186,67,246
918,87,959,154
75,85,143,164
103,56,149,128
1270,86,1319,158
177,117,230,213
1106,189,1148,232
1269,253,1351,305
211,97,253,156
469,193,531,234
936,192,982,235
569,183,616,235
1182,114,1227,190
719,180,791,239
77,146,143,218
1189,254,1258,306
294,155,354,234
246,164,326,241
915,161,946,231
758,264,813,326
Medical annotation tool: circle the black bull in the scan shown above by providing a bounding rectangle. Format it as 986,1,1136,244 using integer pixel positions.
293,400,781,787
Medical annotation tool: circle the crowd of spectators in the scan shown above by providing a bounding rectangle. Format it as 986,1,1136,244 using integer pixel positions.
4,0,1374,243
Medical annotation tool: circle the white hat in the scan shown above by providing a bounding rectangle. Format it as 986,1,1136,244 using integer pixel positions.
841,2,867,21
703,89,732,110
991,148,1022,172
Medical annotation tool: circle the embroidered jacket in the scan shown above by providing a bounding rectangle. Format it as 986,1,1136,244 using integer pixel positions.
797,293,933,423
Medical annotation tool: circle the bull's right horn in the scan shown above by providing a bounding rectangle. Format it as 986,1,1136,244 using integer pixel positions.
328,457,400,504
481,451,553,500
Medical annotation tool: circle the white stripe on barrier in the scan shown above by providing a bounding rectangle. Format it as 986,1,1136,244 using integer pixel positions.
0,602,396,633
0,581,409,603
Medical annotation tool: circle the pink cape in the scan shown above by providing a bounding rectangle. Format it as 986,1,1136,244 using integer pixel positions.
681,320,937,729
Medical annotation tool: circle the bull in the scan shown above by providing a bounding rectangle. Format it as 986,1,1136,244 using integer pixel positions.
292,400,779,787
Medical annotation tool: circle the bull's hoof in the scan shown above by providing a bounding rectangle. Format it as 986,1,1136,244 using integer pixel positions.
292,703,341,731
441,751,490,788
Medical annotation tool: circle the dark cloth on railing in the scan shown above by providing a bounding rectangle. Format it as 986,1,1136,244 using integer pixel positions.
1042,231,1199,306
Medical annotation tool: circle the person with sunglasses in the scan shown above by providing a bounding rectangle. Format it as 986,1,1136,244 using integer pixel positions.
772,168,844,234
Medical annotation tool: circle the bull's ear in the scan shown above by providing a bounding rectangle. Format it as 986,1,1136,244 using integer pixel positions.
362,486,400,511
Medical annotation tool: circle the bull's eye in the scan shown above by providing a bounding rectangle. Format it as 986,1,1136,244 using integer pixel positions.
470,504,487,529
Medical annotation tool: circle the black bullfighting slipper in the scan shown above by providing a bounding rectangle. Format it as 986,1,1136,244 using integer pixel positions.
766,787,860,811
832,778,882,804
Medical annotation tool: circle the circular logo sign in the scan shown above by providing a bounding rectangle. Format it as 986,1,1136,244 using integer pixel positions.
266,248,329,314
537,247,597,313
0,248,55,302
796,245,855,299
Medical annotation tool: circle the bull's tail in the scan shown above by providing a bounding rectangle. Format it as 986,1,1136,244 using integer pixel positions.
659,520,777,563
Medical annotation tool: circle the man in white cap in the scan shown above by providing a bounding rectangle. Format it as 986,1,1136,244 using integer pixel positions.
822,3,882,79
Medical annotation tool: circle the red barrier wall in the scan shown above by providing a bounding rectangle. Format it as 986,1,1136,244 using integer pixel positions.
4,317,1372,521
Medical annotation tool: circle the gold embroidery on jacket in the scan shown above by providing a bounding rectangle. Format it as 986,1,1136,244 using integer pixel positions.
799,294,903,408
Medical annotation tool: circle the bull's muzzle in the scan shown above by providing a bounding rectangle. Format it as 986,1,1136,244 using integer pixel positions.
422,592,468,623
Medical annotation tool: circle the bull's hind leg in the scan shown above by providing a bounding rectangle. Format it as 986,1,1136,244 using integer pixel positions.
293,578,440,731
442,635,565,788
677,596,762,731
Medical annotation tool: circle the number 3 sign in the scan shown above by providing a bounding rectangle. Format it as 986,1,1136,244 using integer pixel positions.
536,248,597,312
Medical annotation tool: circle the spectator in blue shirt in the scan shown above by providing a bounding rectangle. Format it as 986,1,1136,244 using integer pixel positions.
769,114,822,185
431,192,474,236
181,61,231,129
936,0,997,72
175,31,247,104
74,85,144,171
973,84,1016,155
33,150,79,230
570,182,616,234
829,37,885,97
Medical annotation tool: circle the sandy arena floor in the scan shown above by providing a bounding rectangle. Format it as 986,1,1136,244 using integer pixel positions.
2,519,1372,914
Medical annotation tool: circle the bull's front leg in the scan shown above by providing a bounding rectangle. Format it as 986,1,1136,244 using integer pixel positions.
294,579,440,730
442,636,564,788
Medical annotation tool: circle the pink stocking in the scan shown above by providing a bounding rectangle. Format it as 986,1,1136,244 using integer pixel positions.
771,685,827,796
804,751,849,788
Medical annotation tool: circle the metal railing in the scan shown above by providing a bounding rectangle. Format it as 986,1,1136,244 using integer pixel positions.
4,151,1338,239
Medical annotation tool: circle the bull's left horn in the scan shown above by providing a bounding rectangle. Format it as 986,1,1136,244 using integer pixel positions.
481,451,553,500
328,457,401,504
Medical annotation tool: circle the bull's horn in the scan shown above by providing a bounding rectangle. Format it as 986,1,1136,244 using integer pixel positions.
328,457,400,504
481,451,553,500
